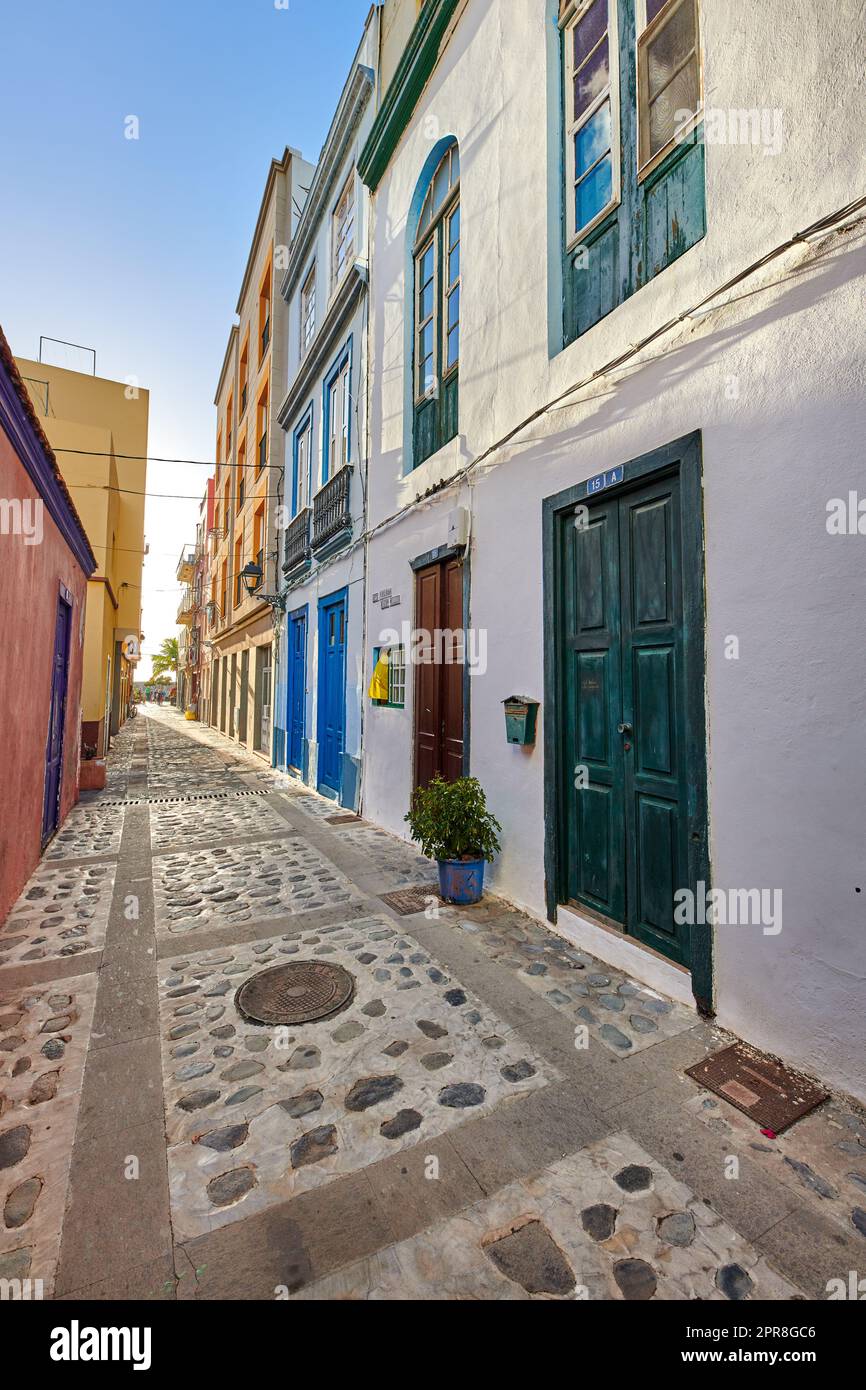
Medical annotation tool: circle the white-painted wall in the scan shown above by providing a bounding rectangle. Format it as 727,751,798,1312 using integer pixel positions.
361,0,866,1100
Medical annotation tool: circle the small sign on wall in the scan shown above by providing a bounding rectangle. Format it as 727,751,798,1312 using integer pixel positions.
586,465,623,496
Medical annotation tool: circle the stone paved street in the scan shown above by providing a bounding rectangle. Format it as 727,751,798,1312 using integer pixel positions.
0,705,864,1301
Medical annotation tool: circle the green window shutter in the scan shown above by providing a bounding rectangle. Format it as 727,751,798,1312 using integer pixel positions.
562,0,706,351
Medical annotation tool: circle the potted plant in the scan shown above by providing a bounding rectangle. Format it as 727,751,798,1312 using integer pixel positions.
79,743,106,791
405,776,502,905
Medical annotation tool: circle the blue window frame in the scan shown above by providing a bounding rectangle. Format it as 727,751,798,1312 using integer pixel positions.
291,405,314,516
321,336,353,485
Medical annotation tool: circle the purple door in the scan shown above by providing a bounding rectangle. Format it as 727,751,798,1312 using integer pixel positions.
42,589,73,844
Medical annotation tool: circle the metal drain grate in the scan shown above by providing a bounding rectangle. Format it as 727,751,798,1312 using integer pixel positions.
88,789,275,809
379,884,443,916
325,814,363,825
235,960,355,1026
685,1042,828,1133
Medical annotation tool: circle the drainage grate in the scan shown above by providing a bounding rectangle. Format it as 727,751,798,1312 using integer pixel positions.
235,961,355,1026
685,1042,828,1133
325,814,363,826
88,789,275,809
379,885,443,916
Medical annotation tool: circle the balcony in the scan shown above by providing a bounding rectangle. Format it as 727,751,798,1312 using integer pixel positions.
282,508,311,578
312,465,352,552
176,548,196,583
177,586,195,625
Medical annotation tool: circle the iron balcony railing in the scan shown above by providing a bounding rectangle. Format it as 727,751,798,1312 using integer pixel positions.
312,465,352,550
283,508,311,576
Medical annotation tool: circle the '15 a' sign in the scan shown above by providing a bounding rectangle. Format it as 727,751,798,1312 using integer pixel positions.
586,465,623,496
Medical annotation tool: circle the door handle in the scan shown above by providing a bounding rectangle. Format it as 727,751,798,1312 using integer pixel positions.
617,722,633,736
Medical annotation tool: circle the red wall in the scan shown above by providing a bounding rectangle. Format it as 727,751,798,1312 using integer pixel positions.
0,426,88,924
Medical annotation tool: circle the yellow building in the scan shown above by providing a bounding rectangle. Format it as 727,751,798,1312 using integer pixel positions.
17,357,148,755
205,146,315,758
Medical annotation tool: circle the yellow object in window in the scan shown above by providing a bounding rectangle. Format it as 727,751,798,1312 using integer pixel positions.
369,650,390,701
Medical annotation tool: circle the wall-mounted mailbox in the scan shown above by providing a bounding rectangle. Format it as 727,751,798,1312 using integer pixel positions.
502,696,539,746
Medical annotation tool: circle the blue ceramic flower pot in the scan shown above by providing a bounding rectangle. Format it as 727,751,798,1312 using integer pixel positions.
437,858,485,905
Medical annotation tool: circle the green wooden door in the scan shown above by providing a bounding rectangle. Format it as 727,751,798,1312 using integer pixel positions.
559,471,691,967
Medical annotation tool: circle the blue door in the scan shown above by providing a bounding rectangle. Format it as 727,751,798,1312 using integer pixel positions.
43,589,73,844
287,607,307,772
317,589,347,798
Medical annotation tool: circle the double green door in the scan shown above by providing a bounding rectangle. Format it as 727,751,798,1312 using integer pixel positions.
559,469,693,967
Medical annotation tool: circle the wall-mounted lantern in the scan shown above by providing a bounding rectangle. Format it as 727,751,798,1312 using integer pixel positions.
502,695,540,746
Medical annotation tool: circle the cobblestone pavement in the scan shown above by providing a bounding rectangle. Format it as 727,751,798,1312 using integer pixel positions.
1,704,864,1301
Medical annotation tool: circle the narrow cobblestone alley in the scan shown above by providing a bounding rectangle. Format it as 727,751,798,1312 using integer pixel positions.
1,706,864,1302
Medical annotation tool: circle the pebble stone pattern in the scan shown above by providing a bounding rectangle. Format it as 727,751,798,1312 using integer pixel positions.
152,838,361,937
157,917,550,1240
45,806,126,861
290,1132,805,1301
450,907,695,1057
149,798,293,853
685,1090,866,1246
0,862,116,971
0,974,97,1297
320,824,436,885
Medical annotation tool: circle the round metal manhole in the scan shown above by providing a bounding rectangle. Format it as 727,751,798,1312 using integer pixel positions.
235,960,356,1026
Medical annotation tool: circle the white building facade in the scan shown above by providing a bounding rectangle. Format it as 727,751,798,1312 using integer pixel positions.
272,13,379,808
356,0,866,1101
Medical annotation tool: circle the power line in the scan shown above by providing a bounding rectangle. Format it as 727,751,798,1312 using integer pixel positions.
51,446,281,470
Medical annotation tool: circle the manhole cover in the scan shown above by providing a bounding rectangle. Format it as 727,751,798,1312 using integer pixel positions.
326,814,363,825
685,1042,827,1133
379,885,443,916
235,961,355,1026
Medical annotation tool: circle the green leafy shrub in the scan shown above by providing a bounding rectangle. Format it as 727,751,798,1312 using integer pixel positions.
405,776,502,863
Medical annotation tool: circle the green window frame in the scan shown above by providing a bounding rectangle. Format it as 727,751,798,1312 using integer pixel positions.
412,144,460,467
372,646,406,709
560,0,706,349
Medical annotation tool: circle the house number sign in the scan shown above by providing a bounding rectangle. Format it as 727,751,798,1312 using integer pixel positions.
586,465,623,496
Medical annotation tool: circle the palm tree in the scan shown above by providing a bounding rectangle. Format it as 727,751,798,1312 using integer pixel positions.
151,636,179,680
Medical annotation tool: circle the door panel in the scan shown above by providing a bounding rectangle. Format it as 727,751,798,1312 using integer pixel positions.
441,557,465,782
560,503,625,922
239,649,250,745
620,476,689,964
42,595,72,844
317,593,347,796
288,612,307,771
413,557,465,788
557,469,693,969
414,565,441,790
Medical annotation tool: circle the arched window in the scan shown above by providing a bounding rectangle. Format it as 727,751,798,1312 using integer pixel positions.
412,142,460,467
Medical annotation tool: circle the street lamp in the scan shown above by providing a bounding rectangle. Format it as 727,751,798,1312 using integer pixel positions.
239,561,285,614
239,562,263,596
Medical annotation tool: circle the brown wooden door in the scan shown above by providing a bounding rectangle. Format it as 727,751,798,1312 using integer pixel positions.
413,557,464,788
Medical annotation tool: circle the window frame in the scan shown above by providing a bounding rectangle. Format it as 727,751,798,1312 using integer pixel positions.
292,407,314,516
322,342,352,486
413,146,460,408
239,334,249,417
300,263,317,356
414,232,439,404
372,645,406,709
637,0,703,180
236,433,247,511
256,383,269,477
331,171,356,292
562,0,622,251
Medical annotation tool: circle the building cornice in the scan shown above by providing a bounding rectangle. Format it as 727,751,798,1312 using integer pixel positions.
0,336,96,576
277,266,365,430
358,0,461,192
280,64,374,303
235,146,303,315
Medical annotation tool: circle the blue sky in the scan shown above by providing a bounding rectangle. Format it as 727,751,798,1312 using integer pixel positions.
0,0,373,676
